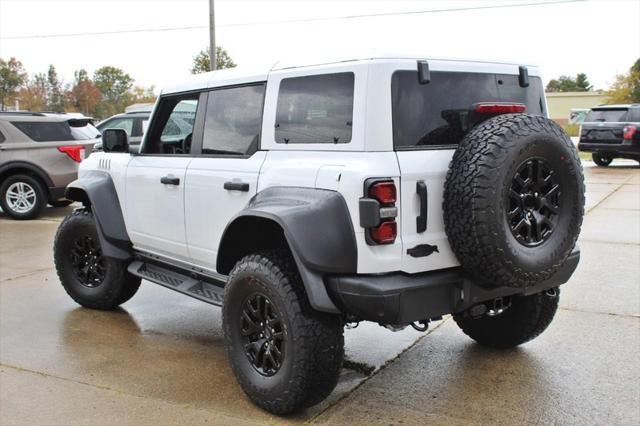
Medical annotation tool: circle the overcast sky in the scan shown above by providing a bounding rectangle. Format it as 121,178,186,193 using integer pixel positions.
1,0,638,92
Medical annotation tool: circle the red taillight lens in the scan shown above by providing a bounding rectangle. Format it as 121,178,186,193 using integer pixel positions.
57,145,85,163
369,181,397,205
623,125,637,140
370,221,397,244
475,103,526,114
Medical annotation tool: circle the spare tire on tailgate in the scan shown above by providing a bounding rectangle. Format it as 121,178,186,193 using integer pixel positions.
443,114,584,289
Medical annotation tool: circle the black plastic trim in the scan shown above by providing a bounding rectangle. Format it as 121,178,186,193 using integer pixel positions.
0,161,55,188
217,186,357,313
65,171,132,260
326,247,580,325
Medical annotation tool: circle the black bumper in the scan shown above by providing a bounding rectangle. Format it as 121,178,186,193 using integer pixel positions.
578,140,640,157
326,248,580,325
48,186,67,201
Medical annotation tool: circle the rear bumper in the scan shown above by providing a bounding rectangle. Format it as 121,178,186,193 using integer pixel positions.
326,248,580,325
578,140,640,157
48,186,67,201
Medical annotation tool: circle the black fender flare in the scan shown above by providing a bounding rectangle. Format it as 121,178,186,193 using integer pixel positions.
65,171,132,260
217,187,358,314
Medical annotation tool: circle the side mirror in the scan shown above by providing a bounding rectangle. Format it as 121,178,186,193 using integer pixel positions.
102,128,129,153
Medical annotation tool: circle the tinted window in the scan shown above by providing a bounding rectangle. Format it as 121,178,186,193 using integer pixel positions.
628,108,640,122
0,130,5,143
202,84,265,155
391,71,545,148
11,120,100,142
585,108,629,123
275,72,354,144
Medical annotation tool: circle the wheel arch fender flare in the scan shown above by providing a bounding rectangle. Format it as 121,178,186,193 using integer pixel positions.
217,187,358,314
65,171,132,260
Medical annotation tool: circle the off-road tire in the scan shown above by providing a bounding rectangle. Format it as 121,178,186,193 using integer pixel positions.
54,209,140,309
443,114,584,288
0,174,47,220
592,153,613,167
49,199,73,208
453,288,560,348
222,250,344,414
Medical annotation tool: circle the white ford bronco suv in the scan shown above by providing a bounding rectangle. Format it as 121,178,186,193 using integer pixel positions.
54,56,584,414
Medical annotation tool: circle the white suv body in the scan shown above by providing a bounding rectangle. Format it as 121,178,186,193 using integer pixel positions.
56,55,583,414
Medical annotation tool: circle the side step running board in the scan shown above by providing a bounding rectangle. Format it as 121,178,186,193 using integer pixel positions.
128,260,225,306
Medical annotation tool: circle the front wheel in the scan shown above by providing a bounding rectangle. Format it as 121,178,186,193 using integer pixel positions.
222,250,344,414
54,209,141,310
592,153,613,167
453,288,560,349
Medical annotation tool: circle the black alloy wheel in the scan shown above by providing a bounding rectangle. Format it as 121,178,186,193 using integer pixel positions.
70,235,106,288
507,158,561,247
241,292,286,377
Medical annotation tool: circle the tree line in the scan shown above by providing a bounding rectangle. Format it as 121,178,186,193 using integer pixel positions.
0,46,235,119
0,58,155,119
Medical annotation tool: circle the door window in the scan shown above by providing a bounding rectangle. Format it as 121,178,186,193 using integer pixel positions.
143,95,199,155
202,84,265,155
102,117,134,135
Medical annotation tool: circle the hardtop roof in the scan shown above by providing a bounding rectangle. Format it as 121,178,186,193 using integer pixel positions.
161,54,541,95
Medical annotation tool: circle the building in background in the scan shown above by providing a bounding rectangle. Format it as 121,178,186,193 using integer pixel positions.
545,91,607,125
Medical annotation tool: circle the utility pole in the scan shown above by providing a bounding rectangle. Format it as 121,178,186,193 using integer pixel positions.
209,0,216,71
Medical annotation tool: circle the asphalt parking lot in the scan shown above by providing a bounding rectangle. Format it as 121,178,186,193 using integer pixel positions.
1,160,638,425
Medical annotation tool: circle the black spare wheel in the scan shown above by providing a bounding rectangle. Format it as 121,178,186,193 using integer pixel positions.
443,114,584,288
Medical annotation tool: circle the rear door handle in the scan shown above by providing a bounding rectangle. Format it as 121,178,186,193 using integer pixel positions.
224,181,249,192
416,180,428,233
160,176,180,185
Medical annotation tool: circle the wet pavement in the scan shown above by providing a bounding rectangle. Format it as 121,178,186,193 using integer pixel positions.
1,160,639,425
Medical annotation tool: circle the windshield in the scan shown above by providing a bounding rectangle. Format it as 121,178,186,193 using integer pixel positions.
584,109,629,123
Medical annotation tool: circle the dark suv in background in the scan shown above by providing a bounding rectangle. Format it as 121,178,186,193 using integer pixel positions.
578,104,640,166
0,112,99,219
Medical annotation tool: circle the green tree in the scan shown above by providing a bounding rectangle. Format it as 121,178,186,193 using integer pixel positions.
0,57,27,111
46,65,65,112
93,66,133,118
605,58,640,104
546,73,592,92
191,46,236,74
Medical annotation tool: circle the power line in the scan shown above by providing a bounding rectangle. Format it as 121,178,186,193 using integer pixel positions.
1,0,586,40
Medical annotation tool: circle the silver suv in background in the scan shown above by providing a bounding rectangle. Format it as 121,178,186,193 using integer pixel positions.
0,112,99,220
93,110,150,152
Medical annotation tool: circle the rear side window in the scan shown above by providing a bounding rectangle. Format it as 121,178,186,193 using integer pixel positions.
100,117,134,135
628,108,640,122
0,130,5,143
275,72,354,144
391,71,545,149
585,108,629,123
202,84,265,155
11,120,100,142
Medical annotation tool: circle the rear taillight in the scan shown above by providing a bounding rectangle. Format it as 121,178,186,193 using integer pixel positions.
361,179,398,245
370,221,397,245
623,125,637,140
369,180,397,205
475,103,527,114
57,145,85,163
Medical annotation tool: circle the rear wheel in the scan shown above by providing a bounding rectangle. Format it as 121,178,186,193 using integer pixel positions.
222,250,344,414
54,209,140,309
0,174,47,220
453,288,560,348
592,153,613,167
